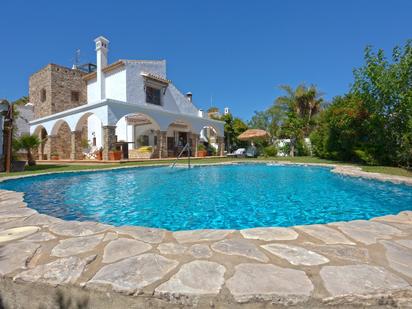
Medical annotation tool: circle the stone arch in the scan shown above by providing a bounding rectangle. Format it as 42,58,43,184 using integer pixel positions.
32,125,48,160
50,119,72,136
50,120,72,159
198,125,219,155
74,112,104,149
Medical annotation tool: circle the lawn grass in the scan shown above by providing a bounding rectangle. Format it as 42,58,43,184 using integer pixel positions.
361,165,412,178
0,156,411,178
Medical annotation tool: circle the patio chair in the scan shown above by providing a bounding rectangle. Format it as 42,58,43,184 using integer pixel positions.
227,148,246,158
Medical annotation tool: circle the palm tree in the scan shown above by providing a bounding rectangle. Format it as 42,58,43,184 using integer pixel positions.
276,84,323,134
14,134,41,166
276,84,323,156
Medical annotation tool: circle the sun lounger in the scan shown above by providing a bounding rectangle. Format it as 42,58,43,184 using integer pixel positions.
227,148,246,158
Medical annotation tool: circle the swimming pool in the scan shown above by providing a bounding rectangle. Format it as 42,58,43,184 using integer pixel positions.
1,164,411,230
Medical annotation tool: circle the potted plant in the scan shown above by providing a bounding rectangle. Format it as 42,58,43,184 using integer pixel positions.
197,144,207,157
50,152,59,160
10,139,25,172
11,160,26,172
108,147,122,160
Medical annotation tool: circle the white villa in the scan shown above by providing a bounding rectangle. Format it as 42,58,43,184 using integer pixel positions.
29,36,225,160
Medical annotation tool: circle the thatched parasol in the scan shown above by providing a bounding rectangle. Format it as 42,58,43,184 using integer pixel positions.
238,129,270,141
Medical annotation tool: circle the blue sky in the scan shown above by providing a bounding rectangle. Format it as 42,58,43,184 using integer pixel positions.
1,0,411,120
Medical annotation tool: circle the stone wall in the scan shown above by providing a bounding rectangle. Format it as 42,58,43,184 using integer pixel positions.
29,64,87,119
54,122,72,159
29,66,52,119
102,126,117,160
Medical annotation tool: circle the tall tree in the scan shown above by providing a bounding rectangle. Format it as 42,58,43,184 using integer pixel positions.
276,84,323,156
311,41,412,167
276,84,323,136
219,113,248,151
248,105,283,141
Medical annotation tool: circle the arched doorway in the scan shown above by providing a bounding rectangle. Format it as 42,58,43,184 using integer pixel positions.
166,120,193,157
116,113,161,159
199,125,219,156
75,112,103,147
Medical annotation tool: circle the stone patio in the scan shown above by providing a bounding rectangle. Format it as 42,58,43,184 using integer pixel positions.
0,164,411,307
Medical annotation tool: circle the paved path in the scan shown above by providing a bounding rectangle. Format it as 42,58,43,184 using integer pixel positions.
0,164,411,307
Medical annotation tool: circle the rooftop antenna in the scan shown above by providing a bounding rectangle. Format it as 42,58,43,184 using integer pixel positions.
72,49,80,70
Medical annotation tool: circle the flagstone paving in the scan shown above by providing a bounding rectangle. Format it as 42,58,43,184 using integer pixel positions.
155,261,226,298
319,265,410,297
211,239,269,262
51,234,104,257
261,243,329,266
226,263,314,304
188,244,213,258
0,226,40,242
0,188,411,307
295,224,355,245
240,226,298,241
102,238,152,263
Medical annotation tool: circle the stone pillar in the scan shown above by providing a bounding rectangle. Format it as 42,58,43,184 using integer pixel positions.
191,133,200,157
102,125,117,160
70,131,83,160
37,131,43,160
158,131,168,159
217,136,225,157
47,135,58,160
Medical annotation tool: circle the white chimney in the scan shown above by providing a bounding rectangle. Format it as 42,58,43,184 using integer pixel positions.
185,92,193,102
224,107,230,115
198,109,204,118
94,36,109,101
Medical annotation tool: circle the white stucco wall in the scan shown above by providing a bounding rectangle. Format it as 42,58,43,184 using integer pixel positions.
87,78,99,103
124,61,200,117
105,68,126,101
125,61,165,106
87,114,103,148
115,117,128,143
86,60,203,120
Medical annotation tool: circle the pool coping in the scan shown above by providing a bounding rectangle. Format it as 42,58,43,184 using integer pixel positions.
0,162,411,307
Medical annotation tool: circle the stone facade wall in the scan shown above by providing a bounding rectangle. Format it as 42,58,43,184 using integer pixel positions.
29,64,87,120
102,126,117,160
71,131,83,160
158,131,168,159
29,66,52,119
54,122,72,159
217,136,225,156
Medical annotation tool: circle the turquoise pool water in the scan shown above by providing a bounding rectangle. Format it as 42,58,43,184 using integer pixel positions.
1,164,411,230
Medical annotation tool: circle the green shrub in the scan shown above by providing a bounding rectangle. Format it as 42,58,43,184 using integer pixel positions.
263,145,278,157
13,134,41,166
197,144,206,151
353,149,378,165
296,139,310,156
207,144,217,156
